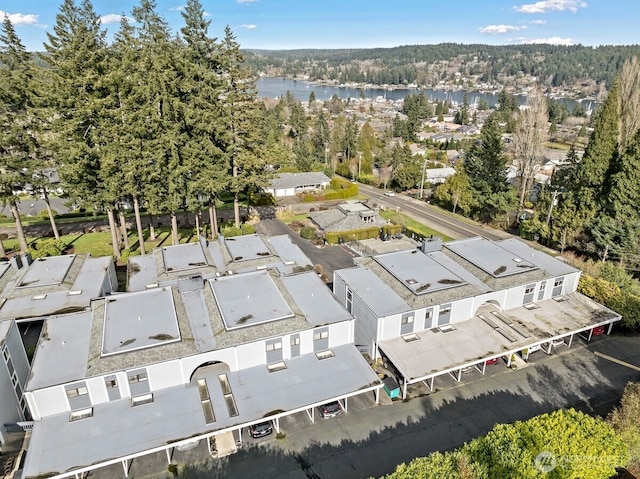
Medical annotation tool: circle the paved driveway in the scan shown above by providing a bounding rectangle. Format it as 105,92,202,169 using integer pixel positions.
254,218,356,280
173,335,640,479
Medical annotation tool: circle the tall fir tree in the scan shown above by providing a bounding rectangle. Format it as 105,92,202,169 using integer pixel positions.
0,15,37,253
219,25,266,227
180,0,229,238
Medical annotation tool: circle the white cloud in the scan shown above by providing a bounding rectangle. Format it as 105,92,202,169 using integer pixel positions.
168,5,185,11
0,10,41,26
522,36,575,45
204,11,211,17
99,14,131,25
529,19,547,24
515,0,587,14
479,24,524,34
239,24,257,30
237,0,258,4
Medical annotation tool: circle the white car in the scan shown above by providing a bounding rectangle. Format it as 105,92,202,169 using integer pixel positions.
384,191,395,197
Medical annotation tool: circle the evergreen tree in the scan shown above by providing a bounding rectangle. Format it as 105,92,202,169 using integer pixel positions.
569,80,619,223
312,111,329,164
463,114,509,211
42,0,114,253
219,25,266,227
0,15,37,253
180,0,229,238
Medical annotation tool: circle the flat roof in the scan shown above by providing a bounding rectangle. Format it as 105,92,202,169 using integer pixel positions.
127,255,158,292
378,292,620,382
281,272,353,326
161,243,208,273
27,311,93,390
0,256,112,321
266,235,313,269
374,249,467,295
224,234,272,262
102,287,181,357
335,267,410,317
16,255,75,288
446,237,537,278
209,271,294,330
23,344,380,478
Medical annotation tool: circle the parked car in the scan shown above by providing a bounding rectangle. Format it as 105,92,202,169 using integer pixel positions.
320,401,343,418
249,421,273,438
384,191,395,197
485,357,501,366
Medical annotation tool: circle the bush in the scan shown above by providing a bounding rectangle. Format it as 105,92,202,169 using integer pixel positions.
325,226,380,244
28,238,67,258
609,382,640,474
300,226,316,239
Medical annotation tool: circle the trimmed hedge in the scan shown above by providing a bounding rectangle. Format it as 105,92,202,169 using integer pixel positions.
325,226,380,244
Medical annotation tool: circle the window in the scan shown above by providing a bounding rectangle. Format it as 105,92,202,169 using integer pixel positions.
313,331,329,341
401,314,414,325
69,408,93,422
425,310,433,320
131,393,154,407
197,379,215,424
316,350,335,360
553,278,564,288
128,372,148,384
524,285,535,295
218,374,239,417
105,378,117,389
2,346,9,362
267,361,287,373
440,306,451,315
291,337,300,346
346,288,353,313
66,385,88,398
266,341,282,352
539,282,546,291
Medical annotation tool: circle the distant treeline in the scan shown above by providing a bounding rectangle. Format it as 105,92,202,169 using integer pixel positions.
244,43,640,93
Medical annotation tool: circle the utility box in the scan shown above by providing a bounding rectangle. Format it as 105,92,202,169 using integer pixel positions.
382,376,400,399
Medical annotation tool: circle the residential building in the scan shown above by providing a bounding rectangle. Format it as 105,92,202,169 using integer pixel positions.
2,235,381,478
333,236,620,398
264,172,331,198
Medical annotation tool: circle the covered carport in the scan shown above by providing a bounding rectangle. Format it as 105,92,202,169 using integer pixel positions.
378,293,621,399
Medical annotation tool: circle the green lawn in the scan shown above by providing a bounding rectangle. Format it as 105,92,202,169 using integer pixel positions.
380,210,453,242
2,226,200,260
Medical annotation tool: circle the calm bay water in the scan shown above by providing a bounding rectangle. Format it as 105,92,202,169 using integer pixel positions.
257,77,596,112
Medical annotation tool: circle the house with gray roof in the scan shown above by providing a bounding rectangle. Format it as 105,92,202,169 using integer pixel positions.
308,201,388,238
264,172,331,198
333,236,620,399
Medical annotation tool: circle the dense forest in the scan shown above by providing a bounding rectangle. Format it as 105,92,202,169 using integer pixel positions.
245,43,640,96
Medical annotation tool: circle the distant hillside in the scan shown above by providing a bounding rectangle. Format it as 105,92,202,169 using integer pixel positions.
244,43,640,97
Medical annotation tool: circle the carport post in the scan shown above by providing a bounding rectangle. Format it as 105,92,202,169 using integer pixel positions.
122,459,129,477
343,397,348,413
375,388,380,404
165,447,172,463
568,333,574,348
481,362,487,375
607,322,614,335
428,377,435,392
275,417,280,433
402,378,408,400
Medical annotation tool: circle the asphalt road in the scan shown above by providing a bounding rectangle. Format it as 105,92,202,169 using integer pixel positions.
355,183,511,241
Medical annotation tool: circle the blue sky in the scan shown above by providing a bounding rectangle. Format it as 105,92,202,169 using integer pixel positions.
0,0,637,52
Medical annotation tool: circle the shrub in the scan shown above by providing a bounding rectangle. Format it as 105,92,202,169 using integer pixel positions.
28,238,67,258
300,226,316,239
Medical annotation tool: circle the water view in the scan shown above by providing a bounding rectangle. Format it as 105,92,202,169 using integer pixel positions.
257,77,596,112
